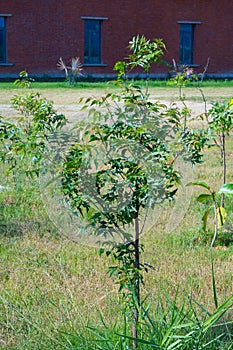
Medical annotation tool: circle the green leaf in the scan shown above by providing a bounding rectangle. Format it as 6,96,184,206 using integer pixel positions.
202,207,211,232
196,194,212,203
217,206,227,227
219,183,233,196
187,181,211,191
228,98,233,107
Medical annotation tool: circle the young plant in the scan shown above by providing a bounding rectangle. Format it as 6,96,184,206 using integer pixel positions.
207,98,233,206
14,70,35,88
169,60,194,101
187,181,228,248
114,35,166,93
167,61,194,128
168,58,210,127
0,78,67,175
61,93,180,348
188,182,233,309
193,57,210,115
61,36,210,348
57,57,83,85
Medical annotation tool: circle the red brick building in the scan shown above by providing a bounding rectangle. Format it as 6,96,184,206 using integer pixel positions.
0,1,232,79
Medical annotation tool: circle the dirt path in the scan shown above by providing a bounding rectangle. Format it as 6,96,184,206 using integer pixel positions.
0,85,231,122
0,100,210,124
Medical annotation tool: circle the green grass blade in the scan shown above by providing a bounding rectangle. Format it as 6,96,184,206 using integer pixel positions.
203,295,233,332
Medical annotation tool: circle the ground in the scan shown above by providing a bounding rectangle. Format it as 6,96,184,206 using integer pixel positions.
0,84,232,122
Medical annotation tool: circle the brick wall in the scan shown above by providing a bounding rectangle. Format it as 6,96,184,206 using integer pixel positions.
0,0,232,78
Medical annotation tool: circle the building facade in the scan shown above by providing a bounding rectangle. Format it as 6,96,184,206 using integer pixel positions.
0,0,232,79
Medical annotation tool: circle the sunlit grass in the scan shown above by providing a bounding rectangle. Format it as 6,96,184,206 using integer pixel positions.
0,79,233,89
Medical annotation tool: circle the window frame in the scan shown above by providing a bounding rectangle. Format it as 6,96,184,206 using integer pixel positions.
81,16,108,66
178,21,201,66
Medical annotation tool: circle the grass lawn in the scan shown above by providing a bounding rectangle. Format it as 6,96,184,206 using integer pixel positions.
0,81,233,349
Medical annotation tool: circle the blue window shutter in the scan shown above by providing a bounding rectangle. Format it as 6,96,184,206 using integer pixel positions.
84,20,101,64
0,17,6,63
179,24,194,65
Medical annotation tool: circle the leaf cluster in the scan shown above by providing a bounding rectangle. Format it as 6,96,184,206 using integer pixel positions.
114,35,166,80
62,105,180,242
14,70,35,88
207,99,233,134
0,91,67,174
179,128,209,164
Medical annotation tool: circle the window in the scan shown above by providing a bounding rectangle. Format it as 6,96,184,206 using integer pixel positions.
0,14,12,64
0,16,6,63
82,17,108,65
84,19,101,64
178,21,201,65
179,24,193,64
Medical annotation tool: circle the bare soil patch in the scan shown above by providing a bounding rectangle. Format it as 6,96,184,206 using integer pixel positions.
0,86,232,122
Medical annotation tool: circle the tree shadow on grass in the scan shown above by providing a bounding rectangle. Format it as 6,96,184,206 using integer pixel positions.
0,219,58,238
0,202,58,238
0,221,24,237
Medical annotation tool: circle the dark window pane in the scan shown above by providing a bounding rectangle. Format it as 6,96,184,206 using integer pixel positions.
0,17,5,28
179,24,193,65
84,20,101,64
0,17,6,62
